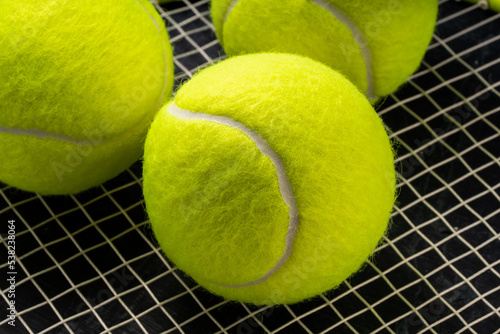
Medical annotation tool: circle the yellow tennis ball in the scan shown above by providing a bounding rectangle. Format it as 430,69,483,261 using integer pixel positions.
0,0,173,195
144,53,396,305
211,0,438,100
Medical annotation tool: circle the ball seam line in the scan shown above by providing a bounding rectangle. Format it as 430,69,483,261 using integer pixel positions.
310,0,376,99
0,126,85,145
221,0,377,100
0,1,169,146
221,0,241,46
167,102,300,288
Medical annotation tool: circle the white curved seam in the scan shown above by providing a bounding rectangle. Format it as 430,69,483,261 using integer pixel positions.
222,0,241,45
0,2,169,146
134,0,170,109
168,103,300,288
221,0,377,100
0,126,85,145
310,0,376,99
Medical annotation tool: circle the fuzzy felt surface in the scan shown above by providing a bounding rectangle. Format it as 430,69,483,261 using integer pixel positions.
144,53,396,305
212,0,367,94
211,0,437,98
491,0,500,12
0,0,174,194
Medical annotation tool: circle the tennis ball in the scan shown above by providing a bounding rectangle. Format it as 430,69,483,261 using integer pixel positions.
144,53,396,305
0,0,173,195
211,0,438,100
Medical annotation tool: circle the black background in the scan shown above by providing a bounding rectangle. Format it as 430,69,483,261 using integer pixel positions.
1,0,499,333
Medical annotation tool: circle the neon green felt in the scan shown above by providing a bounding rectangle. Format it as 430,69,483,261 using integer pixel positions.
213,0,367,93
145,109,290,285
490,0,500,12
0,123,147,195
0,0,174,194
144,54,396,305
332,0,438,96
212,0,438,98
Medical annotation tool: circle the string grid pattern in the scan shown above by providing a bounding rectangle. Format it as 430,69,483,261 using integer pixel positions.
0,0,499,333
